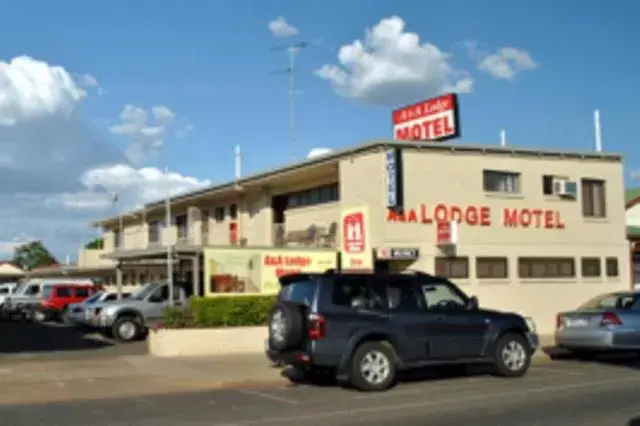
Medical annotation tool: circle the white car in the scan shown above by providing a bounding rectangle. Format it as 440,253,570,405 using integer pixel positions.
0,283,17,309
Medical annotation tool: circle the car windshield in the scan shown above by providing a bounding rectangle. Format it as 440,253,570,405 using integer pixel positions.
41,286,53,300
132,283,159,301
579,293,637,310
84,292,104,304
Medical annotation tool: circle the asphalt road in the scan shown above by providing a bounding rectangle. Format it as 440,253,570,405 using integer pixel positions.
0,317,147,361
3,358,640,425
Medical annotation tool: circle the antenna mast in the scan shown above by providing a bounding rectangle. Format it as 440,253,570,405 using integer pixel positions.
271,41,308,162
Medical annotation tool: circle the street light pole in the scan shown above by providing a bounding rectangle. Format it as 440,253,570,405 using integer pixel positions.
113,193,123,300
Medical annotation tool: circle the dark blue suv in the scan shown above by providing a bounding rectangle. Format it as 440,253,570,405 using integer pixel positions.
267,270,539,391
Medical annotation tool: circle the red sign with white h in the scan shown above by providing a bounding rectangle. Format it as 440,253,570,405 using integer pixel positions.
343,212,365,254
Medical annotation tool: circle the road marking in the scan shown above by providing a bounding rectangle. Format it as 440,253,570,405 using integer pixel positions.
216,376,640,426
236,389,299,405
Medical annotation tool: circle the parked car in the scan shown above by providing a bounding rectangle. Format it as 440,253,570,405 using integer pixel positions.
33,284,97,321
0,282,17,310
266,270,538,391
555,291,640,355
64,291,131,327
2,278,94,320
85,283,187,342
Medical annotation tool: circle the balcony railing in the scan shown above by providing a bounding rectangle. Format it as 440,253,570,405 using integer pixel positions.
272,222,338,248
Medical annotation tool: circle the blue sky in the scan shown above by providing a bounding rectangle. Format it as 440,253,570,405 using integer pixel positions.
0,0,639,258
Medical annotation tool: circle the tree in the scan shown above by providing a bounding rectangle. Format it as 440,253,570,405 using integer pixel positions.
13,241,58,271
84,238,103,249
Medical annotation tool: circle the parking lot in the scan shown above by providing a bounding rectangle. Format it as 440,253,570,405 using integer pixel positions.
2,357,640,425
0,318,147,361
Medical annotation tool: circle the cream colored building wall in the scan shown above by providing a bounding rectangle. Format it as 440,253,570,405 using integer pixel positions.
284,202,340,234
340,148,629,334
241,195,272,246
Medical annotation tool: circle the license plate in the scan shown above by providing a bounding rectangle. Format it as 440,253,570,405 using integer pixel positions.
566,318,589,327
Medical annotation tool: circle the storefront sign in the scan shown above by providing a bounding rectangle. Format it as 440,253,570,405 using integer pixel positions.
392,93,460,142
375,247,420,260
387,203,566,229
341,206,374,270
385,148,404,210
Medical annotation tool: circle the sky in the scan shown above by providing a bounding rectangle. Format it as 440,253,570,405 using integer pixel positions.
0,0,639,260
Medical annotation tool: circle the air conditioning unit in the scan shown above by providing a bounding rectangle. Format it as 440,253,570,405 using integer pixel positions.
552,178,578,198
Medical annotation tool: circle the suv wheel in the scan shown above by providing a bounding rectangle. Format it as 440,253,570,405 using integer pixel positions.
350,342,397,391
493,333,531,377
112,317,140,343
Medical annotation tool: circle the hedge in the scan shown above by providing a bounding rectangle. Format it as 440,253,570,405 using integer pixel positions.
160,294,277,329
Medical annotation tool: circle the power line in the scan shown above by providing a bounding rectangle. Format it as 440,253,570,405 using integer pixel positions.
270,41,308,163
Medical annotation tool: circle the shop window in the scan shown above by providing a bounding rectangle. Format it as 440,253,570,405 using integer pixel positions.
518,257,575,279
483,170,520,194
476,257,508,279
581,257,601,277
435,257,469,279
581,179,606,218
605,257,619,277
229,204,238,220
214,206,225,222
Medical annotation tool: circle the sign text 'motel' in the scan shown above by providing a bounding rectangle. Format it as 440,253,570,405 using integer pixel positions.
387,203,566,229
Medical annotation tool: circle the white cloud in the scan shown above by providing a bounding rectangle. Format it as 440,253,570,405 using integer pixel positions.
268,16,299,38
74,73,106,95
0,55,205,258
0,56,85,126
466,42,538,81
109,104,177,164
307,148,332,159
315,16,472,106
47,164,211,212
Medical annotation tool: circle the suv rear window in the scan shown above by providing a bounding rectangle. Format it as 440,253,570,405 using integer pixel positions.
279,280,316,305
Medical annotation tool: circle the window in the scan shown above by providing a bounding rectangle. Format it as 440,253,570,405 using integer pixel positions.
435,257,469,279
518,257,575,278
229,204,238,219
214,207,225,222
581,257,601,277
148,220,160,243
55,287,71,297
387,277,422,313
483,170,520,194
581,179,606,218
75,287,90,297
105,294,117,302
476,257,508,279
279,280,317,305
542,175,554,195
25,285,39,296
331,275,386,311
286,183,339,209
175,214,188,239
606,257,619,277
420,280,467,311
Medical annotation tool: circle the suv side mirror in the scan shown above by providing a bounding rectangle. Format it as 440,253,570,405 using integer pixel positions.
466,296,479,310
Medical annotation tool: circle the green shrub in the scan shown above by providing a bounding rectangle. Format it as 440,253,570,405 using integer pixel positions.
161,294,276,329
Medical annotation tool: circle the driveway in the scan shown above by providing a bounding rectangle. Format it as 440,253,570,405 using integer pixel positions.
0,318,147,361
2,358,640,425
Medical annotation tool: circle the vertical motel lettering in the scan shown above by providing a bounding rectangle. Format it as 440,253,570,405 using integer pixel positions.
386,203,565,229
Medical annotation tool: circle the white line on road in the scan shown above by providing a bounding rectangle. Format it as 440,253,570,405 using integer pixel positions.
217,376,640,426
236,389,299,405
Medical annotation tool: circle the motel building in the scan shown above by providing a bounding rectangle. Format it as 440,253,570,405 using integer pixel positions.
56,137,628,335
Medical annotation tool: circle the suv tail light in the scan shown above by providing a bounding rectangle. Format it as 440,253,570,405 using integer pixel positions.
600,312,622,327
308,313,326,340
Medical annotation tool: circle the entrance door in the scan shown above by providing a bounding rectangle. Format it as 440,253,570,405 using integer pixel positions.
416,277,488,359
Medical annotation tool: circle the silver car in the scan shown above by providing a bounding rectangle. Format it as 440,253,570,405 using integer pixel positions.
555,291,640,354
64,291,130,327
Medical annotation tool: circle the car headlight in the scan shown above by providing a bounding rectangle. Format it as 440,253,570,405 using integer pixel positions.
524,316,536,332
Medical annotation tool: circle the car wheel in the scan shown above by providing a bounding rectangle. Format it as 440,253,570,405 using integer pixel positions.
33,311,46,322
493,333,531,377
349,341,397,391
112,317,140,343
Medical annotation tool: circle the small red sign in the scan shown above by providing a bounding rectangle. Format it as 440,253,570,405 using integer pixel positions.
229,222,238,245
343,212,365,254
436,222,451,245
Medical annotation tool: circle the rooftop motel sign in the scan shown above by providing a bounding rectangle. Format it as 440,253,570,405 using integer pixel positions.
386,203,566,229
392,93,461,142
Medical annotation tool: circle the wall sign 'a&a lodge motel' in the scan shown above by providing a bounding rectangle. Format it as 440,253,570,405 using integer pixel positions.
386,203,566,229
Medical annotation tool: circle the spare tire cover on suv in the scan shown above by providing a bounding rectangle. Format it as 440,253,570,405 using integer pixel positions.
268,301,304,351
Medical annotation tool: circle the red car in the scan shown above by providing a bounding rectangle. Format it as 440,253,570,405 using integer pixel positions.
35,284,97,321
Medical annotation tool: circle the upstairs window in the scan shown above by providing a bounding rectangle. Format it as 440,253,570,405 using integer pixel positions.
581,179,606,218
483,170,520,194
